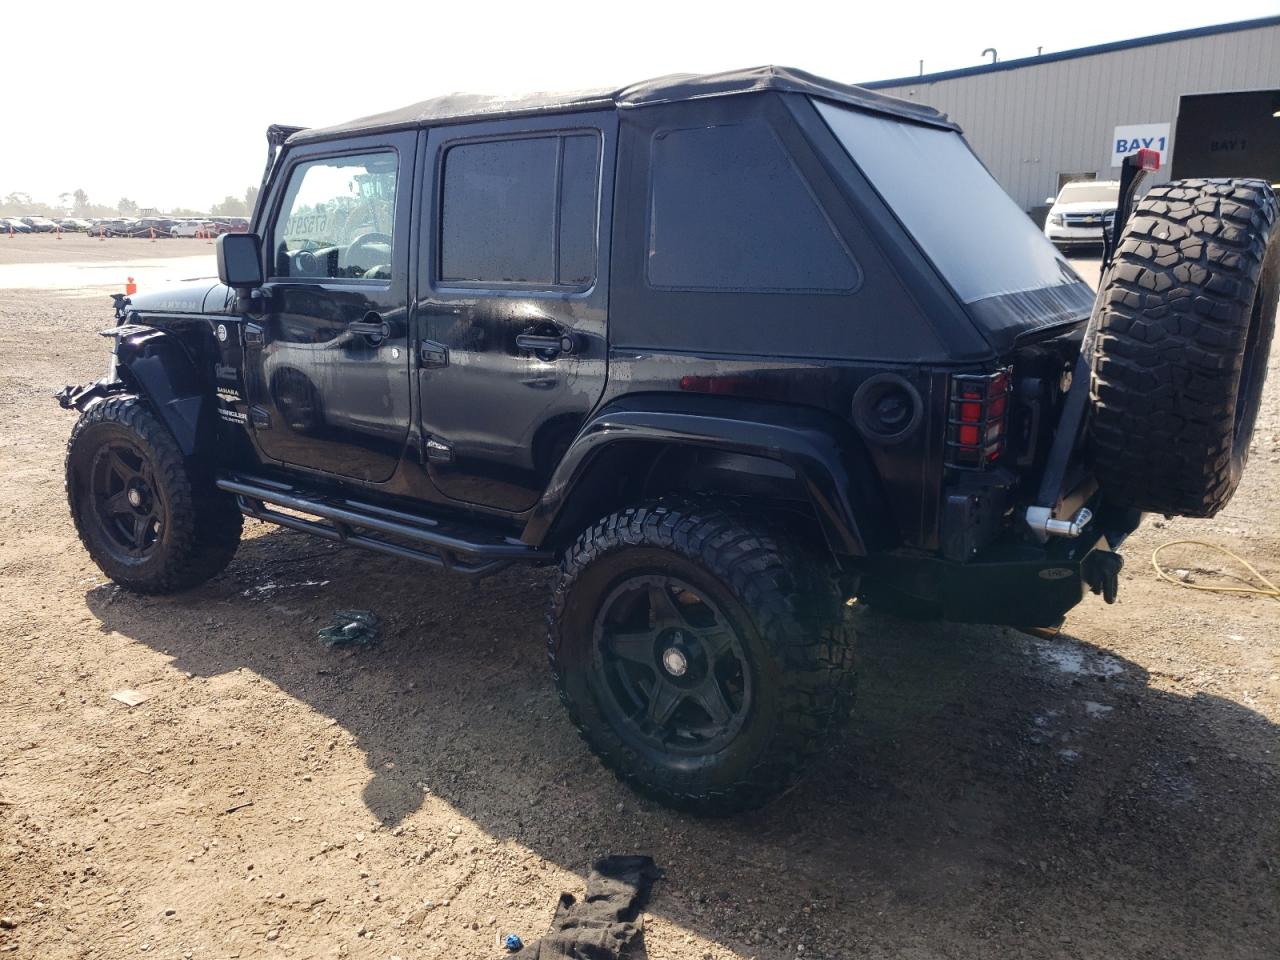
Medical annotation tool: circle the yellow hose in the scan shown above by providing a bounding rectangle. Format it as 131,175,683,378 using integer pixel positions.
1151,539,1280,601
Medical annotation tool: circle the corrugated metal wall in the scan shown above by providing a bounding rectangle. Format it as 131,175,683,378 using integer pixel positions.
870,24,1280,210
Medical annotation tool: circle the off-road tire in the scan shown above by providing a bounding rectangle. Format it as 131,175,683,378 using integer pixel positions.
548,499,856,815
66,395,242,593
1090,178,1279,516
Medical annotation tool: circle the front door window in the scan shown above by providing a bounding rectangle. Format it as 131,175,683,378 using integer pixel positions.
272,153,398,280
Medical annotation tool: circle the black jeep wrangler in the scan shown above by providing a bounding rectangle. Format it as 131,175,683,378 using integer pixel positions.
58,68,1278,814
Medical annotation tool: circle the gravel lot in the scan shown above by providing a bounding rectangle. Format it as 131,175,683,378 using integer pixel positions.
0,236,1277,960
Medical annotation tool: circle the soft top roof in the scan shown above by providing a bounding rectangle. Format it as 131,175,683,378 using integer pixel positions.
287,65,958,145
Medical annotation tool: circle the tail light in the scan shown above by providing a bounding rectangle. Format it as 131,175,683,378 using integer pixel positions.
946,369,1011,468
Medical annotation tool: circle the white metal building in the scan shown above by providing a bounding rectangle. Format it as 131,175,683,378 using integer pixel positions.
862,16,1280,212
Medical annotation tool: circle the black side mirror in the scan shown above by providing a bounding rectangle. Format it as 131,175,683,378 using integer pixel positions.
216,233,264,292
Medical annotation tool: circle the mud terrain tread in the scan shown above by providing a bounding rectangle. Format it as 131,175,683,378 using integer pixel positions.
1089,178,1278,516
66,395,241,594
548,497,855,815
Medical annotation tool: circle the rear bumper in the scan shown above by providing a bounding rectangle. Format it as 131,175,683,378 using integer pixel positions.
868,504,1141,627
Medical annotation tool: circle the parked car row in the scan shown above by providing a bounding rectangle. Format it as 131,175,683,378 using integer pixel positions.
3,216,73,233
2,216,249,237
86,216,250,238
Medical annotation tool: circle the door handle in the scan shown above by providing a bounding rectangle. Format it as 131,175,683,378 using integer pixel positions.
348,314,390,341
515,331,576,359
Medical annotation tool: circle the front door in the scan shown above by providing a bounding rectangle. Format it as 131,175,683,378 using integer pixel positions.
415,114,615,512
245,133,416,483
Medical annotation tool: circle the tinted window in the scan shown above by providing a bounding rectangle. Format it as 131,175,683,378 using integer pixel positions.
647,120,859,292
440,134,600,287
558,135,600,286
272,152,398,279
814,101,1082,304
441,138,556,284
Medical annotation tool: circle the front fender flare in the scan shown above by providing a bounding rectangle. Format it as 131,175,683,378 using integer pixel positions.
112,325,212,457
524,395,889,557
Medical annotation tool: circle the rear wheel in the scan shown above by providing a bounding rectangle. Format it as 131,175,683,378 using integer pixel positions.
1089,178,1278,516
548,499,856,815
67,396,242,593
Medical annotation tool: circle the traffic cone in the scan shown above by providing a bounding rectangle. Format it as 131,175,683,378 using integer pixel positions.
150,226,156,243
99,226,105,241
125,277,137,295
56,225,62,240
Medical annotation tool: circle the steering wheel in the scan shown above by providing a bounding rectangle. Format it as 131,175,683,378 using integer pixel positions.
345,232,393,276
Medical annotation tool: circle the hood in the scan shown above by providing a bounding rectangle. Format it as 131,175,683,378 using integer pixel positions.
125,278,233,315
1051,201,1117,214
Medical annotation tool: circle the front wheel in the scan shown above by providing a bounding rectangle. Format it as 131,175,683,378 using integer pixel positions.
548,499,856,815
66,396,242,594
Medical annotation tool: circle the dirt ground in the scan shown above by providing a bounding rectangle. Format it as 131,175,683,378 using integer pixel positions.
1,234,1277,960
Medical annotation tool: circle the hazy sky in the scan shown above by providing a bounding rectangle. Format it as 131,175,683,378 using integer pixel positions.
4,0,1276,211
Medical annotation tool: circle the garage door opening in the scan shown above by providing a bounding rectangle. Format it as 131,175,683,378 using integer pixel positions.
1171,90,1280,182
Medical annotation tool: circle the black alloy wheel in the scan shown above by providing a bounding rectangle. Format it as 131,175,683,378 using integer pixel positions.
87,439,165,559
594,574,752,756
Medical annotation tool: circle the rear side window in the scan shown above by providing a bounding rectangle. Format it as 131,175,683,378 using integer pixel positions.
647,120,860,292
814,100,1082,304
440,133,601,287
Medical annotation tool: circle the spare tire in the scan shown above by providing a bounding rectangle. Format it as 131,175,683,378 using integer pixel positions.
1089,178,1279,517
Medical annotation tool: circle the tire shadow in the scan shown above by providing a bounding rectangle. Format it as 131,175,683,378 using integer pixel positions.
85,526,1280,958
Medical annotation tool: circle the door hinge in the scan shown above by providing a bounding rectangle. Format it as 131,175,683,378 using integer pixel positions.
419,340,448,368
425,437,454,464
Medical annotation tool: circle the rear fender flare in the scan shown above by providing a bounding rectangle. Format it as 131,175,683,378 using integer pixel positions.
524,396,890,557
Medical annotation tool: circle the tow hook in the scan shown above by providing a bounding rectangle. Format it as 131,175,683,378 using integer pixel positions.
1082,550,1124,604
1025,505,1092,541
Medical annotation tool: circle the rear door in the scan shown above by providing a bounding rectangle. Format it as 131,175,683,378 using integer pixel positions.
244,133,416,483
414,112,615,512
